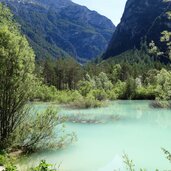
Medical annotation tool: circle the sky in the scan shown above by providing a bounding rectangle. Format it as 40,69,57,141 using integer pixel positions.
71,0,127,25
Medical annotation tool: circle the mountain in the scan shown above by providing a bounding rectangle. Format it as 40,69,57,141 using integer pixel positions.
0,0,115,62
103,0,171,59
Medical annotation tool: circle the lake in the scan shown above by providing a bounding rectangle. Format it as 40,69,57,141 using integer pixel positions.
19,100,171,171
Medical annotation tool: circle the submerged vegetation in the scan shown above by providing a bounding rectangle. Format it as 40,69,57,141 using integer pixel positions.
65,113,120,124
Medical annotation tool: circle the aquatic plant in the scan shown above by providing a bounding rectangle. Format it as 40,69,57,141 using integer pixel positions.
64,113,120,124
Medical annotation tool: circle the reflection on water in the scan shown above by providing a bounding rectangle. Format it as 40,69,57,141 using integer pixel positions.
20,101,171,171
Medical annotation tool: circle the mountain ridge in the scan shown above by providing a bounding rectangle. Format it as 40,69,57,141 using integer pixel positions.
103,0,171,59
0,0,115,62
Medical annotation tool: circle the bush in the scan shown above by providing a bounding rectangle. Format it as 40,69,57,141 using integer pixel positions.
107,90,118,100
0,158,58,171
30,160,57,171
33,84,58,102
9,107,75,153
135,86,156,100
108,81,126,100
0,152,17,171
56,90,83,104
155,69,171,101
69,93,104,109
90,89,108,101
151,100,171,108
55,91,73,104
4,164,17,171
124,78,137,99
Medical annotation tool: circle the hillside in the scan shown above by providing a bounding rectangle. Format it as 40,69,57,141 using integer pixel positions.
103,0,171,59
1,0,115,62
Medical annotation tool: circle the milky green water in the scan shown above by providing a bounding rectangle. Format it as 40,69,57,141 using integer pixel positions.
20,101,171,171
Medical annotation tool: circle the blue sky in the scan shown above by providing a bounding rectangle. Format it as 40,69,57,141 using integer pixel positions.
72,0,127,25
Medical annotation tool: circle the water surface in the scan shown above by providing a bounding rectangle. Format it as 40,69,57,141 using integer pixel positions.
20,101,171,171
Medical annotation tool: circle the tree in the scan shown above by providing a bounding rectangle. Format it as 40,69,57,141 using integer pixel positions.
155,69,171,101
95,72,113,91
0,4,35,148
124,78,137,99
43,57,56,86
54,57,83,90
110,64,122,83
78,74,95,96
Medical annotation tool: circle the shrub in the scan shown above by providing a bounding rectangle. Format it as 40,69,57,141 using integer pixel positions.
0,152,16,171
30,160,57,171
151,100,171,108
124,78,137,99
108,81,126,100
56,90,83,104
135,86,156,100
155,69,171,101
9,107,75,153
33,83,58,102
55,91,72,104
90,89,108,101
69,93,104,109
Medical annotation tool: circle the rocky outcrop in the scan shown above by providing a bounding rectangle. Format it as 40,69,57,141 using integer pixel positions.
103,0,171,59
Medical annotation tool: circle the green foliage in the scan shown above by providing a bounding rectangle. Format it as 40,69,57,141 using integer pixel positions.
155,69,171,101
0,4,18,32
32,80,58,102
78,72,112,100
10,107,70,153
95,72,113,91
35,60,171,108
0,157,58,171
69,91,104,109
34,46,171,106
124,78,137,100
30,160,56,171
90,89,107,101
0,152,17,171
135,86,156,100
123,153,135,171
78,75,95,97
35,60,171,107
42,57,84,90
110,64,122,83
149,41,163,57
4,164,17,171
0,3,35,148
108,81,126,100
56,90,83,104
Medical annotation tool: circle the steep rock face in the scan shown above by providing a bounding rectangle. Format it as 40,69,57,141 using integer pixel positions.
1,0,115,62
103,0,171,59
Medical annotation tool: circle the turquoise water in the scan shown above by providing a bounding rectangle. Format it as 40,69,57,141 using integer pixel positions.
20,101,171,171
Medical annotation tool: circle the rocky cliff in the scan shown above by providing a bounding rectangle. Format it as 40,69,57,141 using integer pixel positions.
103,0,171,59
